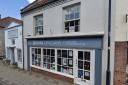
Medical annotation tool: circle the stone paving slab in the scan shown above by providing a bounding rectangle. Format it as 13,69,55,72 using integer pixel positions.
0,60,73,85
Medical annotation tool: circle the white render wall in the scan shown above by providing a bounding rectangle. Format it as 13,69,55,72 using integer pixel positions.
115,0,128,41
5,25,23,68
22,0,107,37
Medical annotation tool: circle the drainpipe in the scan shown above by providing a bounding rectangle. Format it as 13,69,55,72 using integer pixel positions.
106,0,112,84
22,21,25,70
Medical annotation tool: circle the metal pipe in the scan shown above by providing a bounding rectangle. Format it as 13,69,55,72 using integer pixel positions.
106,0,112,84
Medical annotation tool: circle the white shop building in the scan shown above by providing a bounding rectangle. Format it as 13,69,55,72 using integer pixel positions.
5,22,23,69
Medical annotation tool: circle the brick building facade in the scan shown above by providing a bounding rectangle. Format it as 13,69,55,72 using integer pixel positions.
114,42,128,85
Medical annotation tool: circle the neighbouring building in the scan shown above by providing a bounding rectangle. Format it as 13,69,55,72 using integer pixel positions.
21,0,128,85
5,23,23,69
0,17,22,58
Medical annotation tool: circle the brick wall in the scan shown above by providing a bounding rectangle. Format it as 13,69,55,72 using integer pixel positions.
114,42,127,85
31,67,74,83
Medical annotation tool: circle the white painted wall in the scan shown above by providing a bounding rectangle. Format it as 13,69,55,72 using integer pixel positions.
115,0,128,41
5,24,23,69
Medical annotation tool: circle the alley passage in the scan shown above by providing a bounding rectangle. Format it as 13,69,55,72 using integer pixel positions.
0,60,73,85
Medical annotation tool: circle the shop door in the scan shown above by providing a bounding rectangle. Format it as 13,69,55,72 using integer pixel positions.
74,50,95,85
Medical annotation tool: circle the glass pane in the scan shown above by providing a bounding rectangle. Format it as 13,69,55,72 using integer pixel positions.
47,49,50,55
47,56,50,63
43,56,47,63
57,58,61,65
84,52,90,61
68,59,73,67
70,21,74,26
47,63,50,69
43,63,47,68
84,61,90,70
68,68,73,75
57,65,61,72
32,48,35,54
62,66,67,73
78,51,83,60
78,61,83,69
35,48,38,54
75,26,79,32
43,49,46,55
84,71,90,80
78,70,83,78
62,58,68,66
65,22,69,27
62,50,67,58
51,49,55,56
51,57,55,64
57,50,61,57
38,49,41,54
50,64,55,70
75,12,80,19
68,50,73,58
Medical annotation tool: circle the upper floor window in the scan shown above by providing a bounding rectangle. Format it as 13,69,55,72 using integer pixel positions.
34,14,43,35
64,4,80,33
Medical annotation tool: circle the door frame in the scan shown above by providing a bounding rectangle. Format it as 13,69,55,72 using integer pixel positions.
74,49,95,85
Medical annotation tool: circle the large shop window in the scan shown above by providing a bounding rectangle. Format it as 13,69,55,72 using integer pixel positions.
57,50,73,75
43,49,55,70
64,4,80,33
31,48,73,76
34,14,43,35
32,48,41,66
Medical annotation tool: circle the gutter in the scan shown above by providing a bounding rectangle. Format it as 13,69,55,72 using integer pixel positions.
106,0,112,84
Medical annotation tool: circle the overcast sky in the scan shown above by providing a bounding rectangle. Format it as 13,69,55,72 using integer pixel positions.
0,0,36,19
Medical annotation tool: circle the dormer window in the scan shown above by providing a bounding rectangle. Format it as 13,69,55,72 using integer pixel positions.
64,4,80,33
34,14,43,35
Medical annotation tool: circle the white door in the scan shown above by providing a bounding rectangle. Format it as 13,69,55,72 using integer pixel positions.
74,50,95,85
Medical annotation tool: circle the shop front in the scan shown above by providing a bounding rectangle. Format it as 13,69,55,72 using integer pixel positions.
27,36,103,85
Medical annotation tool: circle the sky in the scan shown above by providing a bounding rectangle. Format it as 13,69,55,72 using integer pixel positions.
0,0,36,19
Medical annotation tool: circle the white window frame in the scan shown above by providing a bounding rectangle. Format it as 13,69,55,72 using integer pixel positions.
63,3,81,33
34,14,43,36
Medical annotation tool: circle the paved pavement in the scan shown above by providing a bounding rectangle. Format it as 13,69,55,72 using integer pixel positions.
0,60,73,85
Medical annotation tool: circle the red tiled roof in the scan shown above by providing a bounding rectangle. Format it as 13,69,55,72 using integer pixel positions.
0,17,22,28
21,0,58,14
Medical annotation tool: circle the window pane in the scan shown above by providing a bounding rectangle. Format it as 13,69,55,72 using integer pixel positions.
57,65,61,72
84,61,90,70
51,49,55,56
57,50,61,57
84,52,90,61
78,70,83,78
51,57,55,64
62,50,67,58
43,49,46,55
47,49,50,55
84,71,90,80
57,58,61,65
78,61,83,69
78,51,83,60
